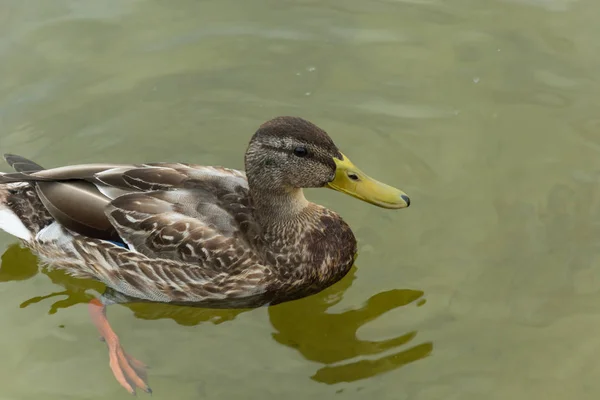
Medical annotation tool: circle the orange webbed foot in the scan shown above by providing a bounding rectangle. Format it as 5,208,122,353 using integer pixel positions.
89,299,152,395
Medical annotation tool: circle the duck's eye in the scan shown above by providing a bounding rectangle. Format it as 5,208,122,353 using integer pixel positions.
293,146,308,157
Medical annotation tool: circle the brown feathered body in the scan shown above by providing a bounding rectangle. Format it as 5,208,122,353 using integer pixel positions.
0,118,358,308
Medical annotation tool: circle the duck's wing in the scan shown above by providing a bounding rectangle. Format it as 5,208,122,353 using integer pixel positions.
0,157,259,258
104,188,256,265
91,163,259,252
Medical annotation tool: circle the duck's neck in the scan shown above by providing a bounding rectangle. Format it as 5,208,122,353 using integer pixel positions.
250,187,312,229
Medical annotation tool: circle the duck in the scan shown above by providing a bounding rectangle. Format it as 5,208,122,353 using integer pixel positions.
0,116,410,394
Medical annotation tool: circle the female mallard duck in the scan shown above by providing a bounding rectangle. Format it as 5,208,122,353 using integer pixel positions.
0,116,409,394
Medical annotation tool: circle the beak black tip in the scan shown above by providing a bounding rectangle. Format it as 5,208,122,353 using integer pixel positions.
401,194,410,207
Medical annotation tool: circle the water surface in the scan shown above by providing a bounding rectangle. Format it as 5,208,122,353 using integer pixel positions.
1,0,600,399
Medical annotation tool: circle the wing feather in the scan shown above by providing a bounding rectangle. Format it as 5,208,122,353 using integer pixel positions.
105,190,259,272
2,156,262,286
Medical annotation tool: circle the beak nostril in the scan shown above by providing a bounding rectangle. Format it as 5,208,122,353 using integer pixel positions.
347,173,360,181
401,194,410,207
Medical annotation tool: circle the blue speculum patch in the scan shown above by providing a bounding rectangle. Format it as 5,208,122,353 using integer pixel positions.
107,240,129,249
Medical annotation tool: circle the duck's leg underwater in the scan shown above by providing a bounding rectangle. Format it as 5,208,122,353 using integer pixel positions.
88,298,152,395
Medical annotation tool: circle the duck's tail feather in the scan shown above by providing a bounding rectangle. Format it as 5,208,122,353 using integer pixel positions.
0,191,33,241
0,154,47,184
0,155,53,241
4,154,44,173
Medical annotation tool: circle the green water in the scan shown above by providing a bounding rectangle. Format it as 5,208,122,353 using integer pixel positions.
1,0,600,398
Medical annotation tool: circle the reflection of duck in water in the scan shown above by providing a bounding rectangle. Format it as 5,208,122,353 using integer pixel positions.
0,117,410,394
268,266,432,385
2,245,431,389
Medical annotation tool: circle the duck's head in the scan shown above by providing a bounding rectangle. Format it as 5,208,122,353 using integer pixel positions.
244,116,410,209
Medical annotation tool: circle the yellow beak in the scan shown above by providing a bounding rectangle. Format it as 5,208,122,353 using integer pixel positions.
326,153,410,209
